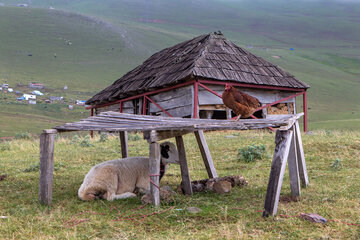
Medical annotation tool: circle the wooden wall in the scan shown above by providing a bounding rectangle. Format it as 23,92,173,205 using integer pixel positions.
95,84,297,119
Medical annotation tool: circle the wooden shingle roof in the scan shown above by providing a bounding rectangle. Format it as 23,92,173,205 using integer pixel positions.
87,32,309,105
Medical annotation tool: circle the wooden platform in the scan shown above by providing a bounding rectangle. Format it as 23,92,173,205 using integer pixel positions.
39,111,308,217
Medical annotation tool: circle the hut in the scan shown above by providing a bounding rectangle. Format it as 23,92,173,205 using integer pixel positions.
86,32,310,131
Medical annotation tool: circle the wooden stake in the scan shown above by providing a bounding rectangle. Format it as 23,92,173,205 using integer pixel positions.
263,130,293,217
149,141,161,206
39,129,57,205
119,131,128,158
194,130,218,178
295,121,309,187
288,125,300,198
176,135,193,195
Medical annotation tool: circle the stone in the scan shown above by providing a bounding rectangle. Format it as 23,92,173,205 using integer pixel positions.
213,180,232,194
186,207,201,213
300,213,327,223
141,186,176,204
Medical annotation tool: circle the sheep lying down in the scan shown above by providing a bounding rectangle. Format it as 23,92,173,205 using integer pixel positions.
78,142,179,201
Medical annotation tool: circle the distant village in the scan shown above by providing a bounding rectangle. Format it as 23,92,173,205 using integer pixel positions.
0,82,86,110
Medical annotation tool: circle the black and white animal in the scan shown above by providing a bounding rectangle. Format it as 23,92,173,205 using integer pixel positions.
78,142,179,201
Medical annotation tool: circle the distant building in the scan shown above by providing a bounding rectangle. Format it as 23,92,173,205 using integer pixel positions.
76,100,86,106
49,96,64,103
23,94,36,100
28,100,37,104
64,85,68,90
32,90,44,96
28,83,44,89
8,88,13,93
68,105,73,110
1,84,8,88
17,3,28,7
15,91,22,95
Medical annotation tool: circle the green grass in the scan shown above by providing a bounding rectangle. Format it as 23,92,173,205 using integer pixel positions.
0,130,359,239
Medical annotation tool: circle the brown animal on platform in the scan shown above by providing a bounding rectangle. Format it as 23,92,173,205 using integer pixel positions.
222,84,261,120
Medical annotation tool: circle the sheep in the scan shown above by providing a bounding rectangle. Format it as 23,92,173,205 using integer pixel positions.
78,141,179,201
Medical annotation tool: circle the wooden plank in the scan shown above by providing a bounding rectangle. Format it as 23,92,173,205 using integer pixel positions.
194,130,218,178
119,131,128,158
144,130,193,143
295,121,309,187
39,129,57,205
263,130,293,217
288,126,300,199
175,135,193,195
149,142,161,206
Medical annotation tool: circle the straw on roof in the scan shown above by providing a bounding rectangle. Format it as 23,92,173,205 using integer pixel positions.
87,32,309,105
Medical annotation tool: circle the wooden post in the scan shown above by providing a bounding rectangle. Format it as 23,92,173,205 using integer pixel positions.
119,131,128,158
39,129,57,205
263,130,293,217
149,141,161,206
194,130,218,178
288,125,301,199
295,121,309,187
175,135,193,195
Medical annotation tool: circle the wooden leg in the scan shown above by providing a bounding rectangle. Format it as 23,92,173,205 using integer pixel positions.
295,121,309,187
194,130,218,178
149,142,161,206
39,129,57,205
263,130,293,217
175,135,193,195
119,131,128,158
288,126,301,199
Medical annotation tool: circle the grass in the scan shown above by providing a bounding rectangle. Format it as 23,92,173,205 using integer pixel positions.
0,130,359,239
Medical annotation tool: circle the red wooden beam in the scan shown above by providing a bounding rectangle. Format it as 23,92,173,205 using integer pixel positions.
198,82,223,98
142,96,147,115
90,108,94,138
145,96,173,117
303,91,308,132
198,79,306,92
193,81,199,118
86,80,196,110
255,91,305,112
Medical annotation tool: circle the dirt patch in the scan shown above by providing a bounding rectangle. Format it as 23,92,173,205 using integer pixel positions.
0,175,7,181
279,195,300,203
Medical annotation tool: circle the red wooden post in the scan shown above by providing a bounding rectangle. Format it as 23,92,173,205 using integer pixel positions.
90,108,94,138
303,91,308,133
194,81,199,118
143,96,147,115
120,101,123,113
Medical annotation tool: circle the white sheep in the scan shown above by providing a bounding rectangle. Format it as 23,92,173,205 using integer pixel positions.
78,142,179,201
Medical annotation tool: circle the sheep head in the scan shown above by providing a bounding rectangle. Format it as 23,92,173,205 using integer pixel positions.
160,142,180,165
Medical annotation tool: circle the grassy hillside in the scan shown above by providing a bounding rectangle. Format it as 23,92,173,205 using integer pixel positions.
0,7,142,137
1,0,360,136
0,130,359,239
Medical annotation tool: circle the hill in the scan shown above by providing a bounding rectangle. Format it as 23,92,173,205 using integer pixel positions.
0,7,142,137
1,1,360,136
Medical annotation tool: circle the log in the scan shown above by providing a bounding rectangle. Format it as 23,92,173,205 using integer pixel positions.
39,129,57,205
180,175,248,193
149,142,161,206
295,121,309,187
119,131,128,158
263,130,293,217
194,130,218,178
288,125,300,199
176,135,193,195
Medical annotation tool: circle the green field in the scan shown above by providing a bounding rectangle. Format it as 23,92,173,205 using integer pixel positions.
1,0,360,137
0,130,359,239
